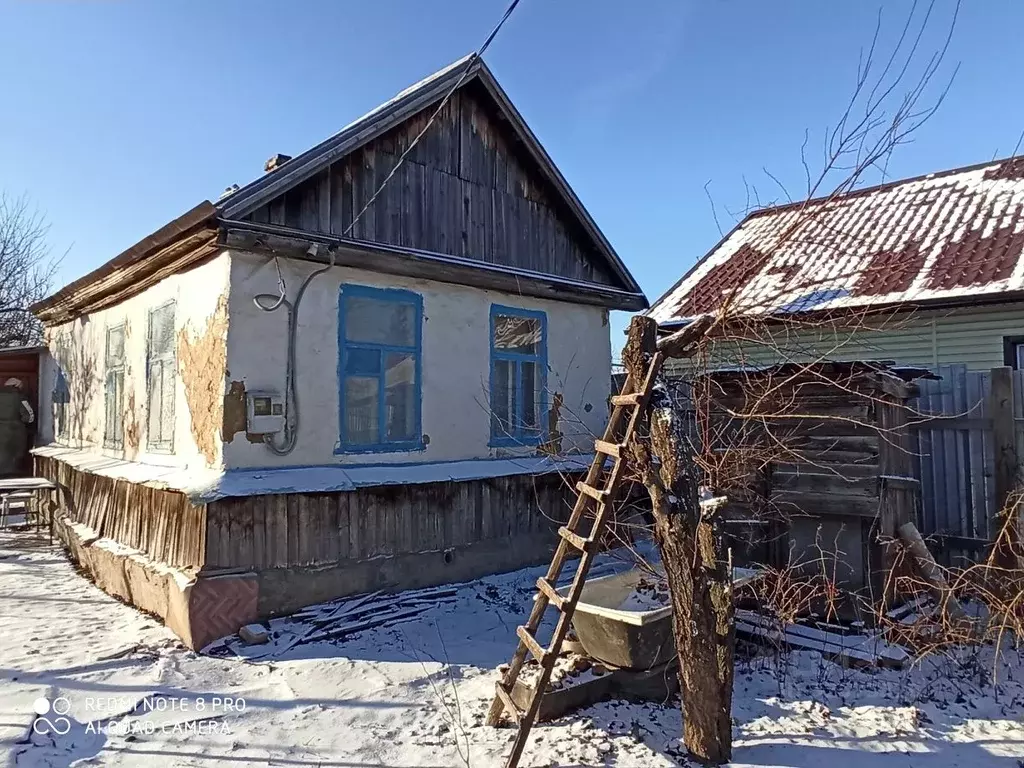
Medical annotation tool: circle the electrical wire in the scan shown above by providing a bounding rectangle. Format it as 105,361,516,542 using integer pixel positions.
252,0,524,454
254,246,336,455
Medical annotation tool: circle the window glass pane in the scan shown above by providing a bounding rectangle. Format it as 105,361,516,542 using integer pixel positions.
345,295,415,347
1016,343,1024,371
114,373,123,443
491,359,514,437
345,348,381,376
147,361,164,440
160,364,175,445
384,353,416,442
345,376,379,444
105,370,123,446
149,304,175,357
520,361,539,431
106,326,125,365
493,314,540,354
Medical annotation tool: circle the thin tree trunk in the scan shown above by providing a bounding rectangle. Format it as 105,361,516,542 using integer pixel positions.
624,316,734,765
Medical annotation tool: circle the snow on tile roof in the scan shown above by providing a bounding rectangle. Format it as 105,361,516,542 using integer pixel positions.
648,156,1024,324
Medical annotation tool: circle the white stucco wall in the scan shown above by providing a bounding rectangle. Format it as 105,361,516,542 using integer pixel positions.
36,253,231,470
223,250,612,469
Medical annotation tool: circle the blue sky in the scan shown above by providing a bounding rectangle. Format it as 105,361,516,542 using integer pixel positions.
2,0,1021,356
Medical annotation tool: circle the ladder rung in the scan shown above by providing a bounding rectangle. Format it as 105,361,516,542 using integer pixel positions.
535,577,566,610
576,481,608,503
558,525,596,553
610,392,642,407
594,439,622,458
516,625,551,664
494,681,523,723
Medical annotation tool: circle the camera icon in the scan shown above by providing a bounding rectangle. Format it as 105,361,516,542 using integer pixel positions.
32,697,72,736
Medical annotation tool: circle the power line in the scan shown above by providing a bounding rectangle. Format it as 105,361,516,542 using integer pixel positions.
343,0,524,238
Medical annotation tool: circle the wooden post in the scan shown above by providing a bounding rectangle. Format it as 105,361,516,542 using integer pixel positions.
874,376,919,607
989,367,1020,570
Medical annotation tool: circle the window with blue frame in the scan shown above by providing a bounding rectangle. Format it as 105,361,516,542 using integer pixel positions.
489,305,547,446
338,285,423,452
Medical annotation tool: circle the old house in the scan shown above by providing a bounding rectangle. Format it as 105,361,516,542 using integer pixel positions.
30,56,647,649
647,156,1024,371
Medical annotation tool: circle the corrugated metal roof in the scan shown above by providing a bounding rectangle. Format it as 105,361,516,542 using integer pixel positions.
648,156,1024,325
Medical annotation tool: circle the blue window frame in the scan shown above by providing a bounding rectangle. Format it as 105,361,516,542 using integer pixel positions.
489,304,547,447
337,284,424,453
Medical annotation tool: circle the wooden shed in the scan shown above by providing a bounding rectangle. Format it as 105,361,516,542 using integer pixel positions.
684,361,928,599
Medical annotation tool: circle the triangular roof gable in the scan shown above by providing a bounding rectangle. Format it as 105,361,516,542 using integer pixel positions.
218,56,643,296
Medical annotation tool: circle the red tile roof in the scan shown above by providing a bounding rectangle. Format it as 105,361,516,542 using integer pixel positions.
648,156,1024,324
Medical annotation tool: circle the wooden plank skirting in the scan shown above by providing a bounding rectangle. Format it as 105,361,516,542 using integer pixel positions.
205,472,578,571
206,471,581,617
35,455,207,569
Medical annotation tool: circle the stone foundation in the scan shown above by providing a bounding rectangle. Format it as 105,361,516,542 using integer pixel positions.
54,516,258,650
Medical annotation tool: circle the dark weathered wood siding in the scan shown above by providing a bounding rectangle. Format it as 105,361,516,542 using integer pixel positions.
205,472,577,570
36,455,207,569
683,369,920,591
244,82,614,286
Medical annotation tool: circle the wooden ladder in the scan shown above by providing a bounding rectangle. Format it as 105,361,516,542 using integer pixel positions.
485,348,665,768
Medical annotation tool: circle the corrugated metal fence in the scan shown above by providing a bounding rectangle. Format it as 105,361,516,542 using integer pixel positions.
912,364,1021,566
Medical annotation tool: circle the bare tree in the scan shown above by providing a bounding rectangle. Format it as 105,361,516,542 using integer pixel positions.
614,3,963,764
0,193,59,347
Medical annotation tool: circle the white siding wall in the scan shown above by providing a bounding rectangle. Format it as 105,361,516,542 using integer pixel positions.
224,251,612,469
37,254,231,469
666,302,1024,374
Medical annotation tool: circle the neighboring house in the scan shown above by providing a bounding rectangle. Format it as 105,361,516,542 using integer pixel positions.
30,55,647,648
647,156,1024,372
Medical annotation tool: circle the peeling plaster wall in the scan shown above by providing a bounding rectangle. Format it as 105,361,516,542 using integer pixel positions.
223,250,612,469
37,254,231,470
177,295,229,466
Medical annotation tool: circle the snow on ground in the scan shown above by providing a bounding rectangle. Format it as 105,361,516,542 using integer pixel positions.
1,528,1023,767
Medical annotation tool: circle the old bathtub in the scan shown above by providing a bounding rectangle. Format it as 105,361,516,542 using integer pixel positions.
558,566,760,670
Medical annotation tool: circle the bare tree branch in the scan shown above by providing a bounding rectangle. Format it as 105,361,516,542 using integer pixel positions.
0,193,60,347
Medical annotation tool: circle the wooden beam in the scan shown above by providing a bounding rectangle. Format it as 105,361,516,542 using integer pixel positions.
897,522,966,620
39,232,219,324
655,314,716,357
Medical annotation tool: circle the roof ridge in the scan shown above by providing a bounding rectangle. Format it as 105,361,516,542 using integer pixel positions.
746,153,1024,221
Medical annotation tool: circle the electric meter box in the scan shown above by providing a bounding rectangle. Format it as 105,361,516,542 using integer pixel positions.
246,391,285,434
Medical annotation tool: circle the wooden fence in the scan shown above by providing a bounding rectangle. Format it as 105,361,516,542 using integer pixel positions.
911,365,1022,566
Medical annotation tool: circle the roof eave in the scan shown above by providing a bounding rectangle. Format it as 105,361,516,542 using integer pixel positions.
654,289,1024,330
220,219,648,312
31,201,218,319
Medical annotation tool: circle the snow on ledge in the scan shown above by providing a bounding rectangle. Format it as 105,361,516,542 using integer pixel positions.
200,454,595,502
31,444,220,499
31,444,593,503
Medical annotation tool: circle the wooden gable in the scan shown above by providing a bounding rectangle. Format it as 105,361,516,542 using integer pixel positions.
242,80,617,287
